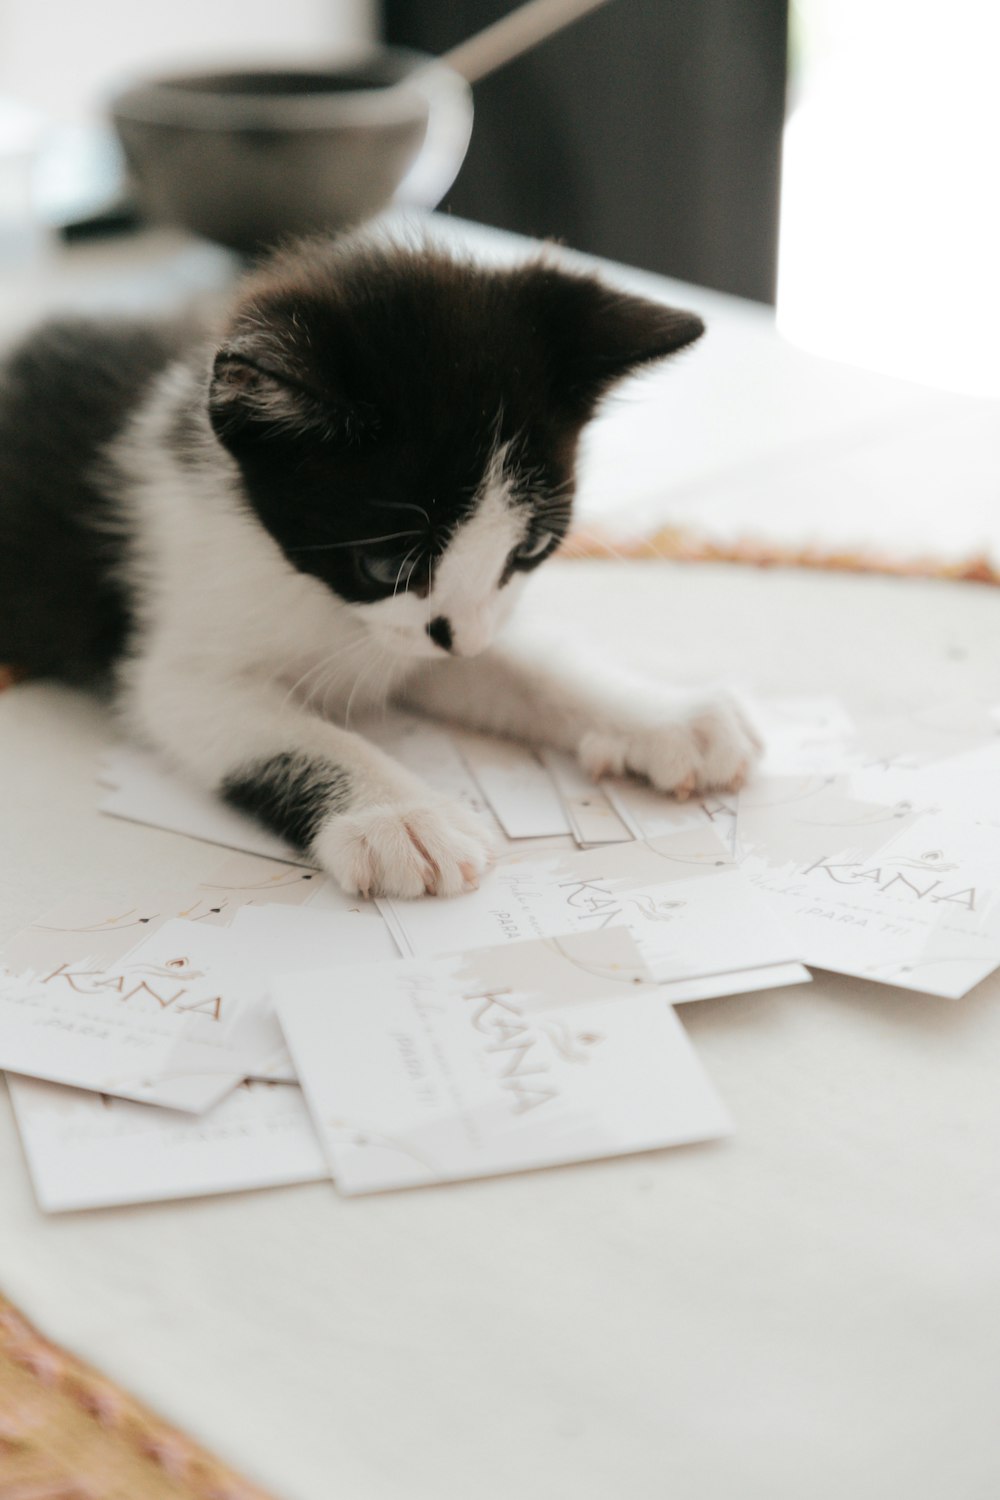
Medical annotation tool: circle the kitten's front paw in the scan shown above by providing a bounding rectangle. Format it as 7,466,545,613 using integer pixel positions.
314,797,495,899
579,694,762,798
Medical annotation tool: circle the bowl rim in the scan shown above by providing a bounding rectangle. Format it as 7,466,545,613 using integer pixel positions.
109,48,445,132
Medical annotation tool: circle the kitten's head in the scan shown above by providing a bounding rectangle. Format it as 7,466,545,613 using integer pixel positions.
207,232,703,659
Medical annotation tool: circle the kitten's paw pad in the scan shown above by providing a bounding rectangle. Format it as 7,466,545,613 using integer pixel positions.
580,697,761,797
315,799,494,899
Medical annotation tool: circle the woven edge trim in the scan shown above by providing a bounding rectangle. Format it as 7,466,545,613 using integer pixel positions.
561,525,1000,584
0,1292,278,1500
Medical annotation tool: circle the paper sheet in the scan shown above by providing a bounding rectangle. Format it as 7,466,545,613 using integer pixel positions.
0,927,264,1113
457,732,572,839
378,828,806,996
7,1075,328,1212
275,928,732,1194
539,750,633,847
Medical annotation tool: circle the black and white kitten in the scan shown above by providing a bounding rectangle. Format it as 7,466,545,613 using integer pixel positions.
0,230,760,897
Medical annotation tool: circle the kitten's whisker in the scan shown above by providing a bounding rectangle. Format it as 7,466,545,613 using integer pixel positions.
313,644,372,717
278,637,370,715
279,660,337,718
531,493,574,515
370,498,431,525
287,528,423,554
392,543,422,598
343,645,389,728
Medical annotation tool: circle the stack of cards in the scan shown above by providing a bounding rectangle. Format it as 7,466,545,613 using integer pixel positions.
1,856,732,1209
377,826,810,1002
5,691,1000,1214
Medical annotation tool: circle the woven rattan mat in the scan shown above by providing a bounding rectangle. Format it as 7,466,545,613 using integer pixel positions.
0,1293,277,1500
561,527,1000,583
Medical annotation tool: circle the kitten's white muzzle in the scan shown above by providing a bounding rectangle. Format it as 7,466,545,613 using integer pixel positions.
357,485,530,659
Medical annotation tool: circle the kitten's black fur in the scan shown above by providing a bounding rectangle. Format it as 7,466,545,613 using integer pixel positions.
0,318,187,683
0,235,703,692
203,239,704,604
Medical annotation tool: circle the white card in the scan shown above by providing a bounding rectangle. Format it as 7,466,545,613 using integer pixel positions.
457,732,571,839
98,715,514,859
604,779,739,855
746,811,1000,997
275,928,731,1194
847,756,1000,832
6,1075,328,1212
849,698,1000,770
755,696,858,775
200,850,332,907
0,854,402,1096
227,902,401,1080
378,828,803,991
99,746,310,864
0,927,260,1112
655,962,811,1003
0,885,238,976
0,854,336,989
539,750,633,846
735,773,925,873
354,710,508,846
230,901,400,968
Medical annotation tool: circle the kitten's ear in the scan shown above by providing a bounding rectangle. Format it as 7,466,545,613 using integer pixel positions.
208,342,361,449
518,265,705,419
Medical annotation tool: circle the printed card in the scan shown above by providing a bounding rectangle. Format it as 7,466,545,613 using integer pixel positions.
0,852,403,1099
604,778,739,856
457,732,571,839
847,698,1000,771
361,711,506,844
99,746,309,864
744,811,1000,997
98,712,514,861
0,851,345,1003
6,1075,328,1212
200,850,330,909
0,905,395,1109
652,963,813,1004
229,900,400,969
0,928,258,1112
539,750,634,847
227,901,401,1079
754,696,858,775
735,773,925,873
378,828,806,997
274,927,732,1194
847,756,1000,832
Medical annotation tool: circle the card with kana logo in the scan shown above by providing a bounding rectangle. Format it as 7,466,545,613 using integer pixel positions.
274,927,732,1194
7,1075,329,1212
377,826,808,1003
0,920,263,1112
744,810,1000,997
0,853,397,1098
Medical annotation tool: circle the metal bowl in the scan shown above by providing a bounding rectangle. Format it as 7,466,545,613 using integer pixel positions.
110,50,473,253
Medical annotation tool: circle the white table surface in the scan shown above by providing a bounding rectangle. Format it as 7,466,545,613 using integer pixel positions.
2,220,1000,1500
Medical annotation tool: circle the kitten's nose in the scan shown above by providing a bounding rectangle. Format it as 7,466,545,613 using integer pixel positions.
426,616,453,652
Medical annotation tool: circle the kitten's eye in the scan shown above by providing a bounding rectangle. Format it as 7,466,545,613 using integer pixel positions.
359,553,414,588
516,531,554,561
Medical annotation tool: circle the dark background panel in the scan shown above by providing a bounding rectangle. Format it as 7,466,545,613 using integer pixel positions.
384,0,789,303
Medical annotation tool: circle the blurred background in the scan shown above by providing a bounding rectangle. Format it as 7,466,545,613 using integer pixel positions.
2,0,998,397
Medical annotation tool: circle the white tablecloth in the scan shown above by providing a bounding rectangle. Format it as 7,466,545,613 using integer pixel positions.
3,560,1000,1500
